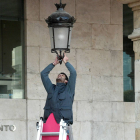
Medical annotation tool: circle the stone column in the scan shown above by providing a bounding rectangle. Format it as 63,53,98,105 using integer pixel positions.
118,0,140,139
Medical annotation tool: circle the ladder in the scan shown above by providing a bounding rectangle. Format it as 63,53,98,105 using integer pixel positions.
36,117,74,140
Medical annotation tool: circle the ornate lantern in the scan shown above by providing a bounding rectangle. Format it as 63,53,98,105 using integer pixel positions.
45,0,76,64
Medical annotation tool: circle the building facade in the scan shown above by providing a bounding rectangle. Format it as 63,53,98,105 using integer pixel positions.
1,0,140,139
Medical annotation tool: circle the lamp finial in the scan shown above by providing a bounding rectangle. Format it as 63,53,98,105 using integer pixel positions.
55,0,66,10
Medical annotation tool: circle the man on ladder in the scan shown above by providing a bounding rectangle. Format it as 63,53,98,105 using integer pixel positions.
37,53,77,140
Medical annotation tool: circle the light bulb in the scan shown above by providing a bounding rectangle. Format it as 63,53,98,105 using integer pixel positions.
58,34,65,40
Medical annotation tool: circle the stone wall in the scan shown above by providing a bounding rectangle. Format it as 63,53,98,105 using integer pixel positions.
0,99,26,140
25,0,135,140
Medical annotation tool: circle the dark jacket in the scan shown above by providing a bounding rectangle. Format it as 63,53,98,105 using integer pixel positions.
40,62,77,124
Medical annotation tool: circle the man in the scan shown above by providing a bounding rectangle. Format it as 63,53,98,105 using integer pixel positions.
40,53,77,125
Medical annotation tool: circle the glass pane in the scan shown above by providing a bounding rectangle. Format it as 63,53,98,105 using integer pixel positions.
54,28,68,49
0,20,24,99
0,0,23,20
49,27,54,49
123,5,134,102
68,27,72,49
0,0,24,99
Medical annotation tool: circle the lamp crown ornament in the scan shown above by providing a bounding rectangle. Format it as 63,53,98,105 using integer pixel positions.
45,0,76,64
55,2,66,10
45,0,76,27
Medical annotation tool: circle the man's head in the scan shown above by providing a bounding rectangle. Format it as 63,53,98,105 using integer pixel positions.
56,72,68,84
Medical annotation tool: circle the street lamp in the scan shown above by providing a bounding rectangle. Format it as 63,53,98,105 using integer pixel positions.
45,0,76,64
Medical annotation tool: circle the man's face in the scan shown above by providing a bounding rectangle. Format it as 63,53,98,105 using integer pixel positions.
56,73,67,83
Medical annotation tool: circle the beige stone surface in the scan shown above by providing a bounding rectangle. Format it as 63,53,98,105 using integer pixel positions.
92,50,123,76
40,47,76,74
27,120,38,140
134,9,140,29
78,49,122,76
26,21,40,47
76,0,110,24
112,102,124,122
72,101,77,121
25,0,40,20
92,24,123,50
134,41,140,60
72,122,81,140
0,120,26,140
75,74,92,101
135,60,140,92
40,0,75,21
124,123,135,140
136,128,140,140
136,93,140,121
72,121,92,140
71,23,92,49
93,101,112,121
136,120,140,129
111,0,123,24
124,102,135,122
93,122,124,140
117,0,139,4
110,50,123,76
27,100,41,120
40,99,46,117
40,47,58,72
128,28,140,42
77,101,93,121
39,21,51,47
92,76,123,101
76,49,92,75
0,99,26,120
27,47,40,73
26,21,51,47
110,76,123,101
91,50,112,76
128,1,140,8
92,76,111,101
27,72,47,99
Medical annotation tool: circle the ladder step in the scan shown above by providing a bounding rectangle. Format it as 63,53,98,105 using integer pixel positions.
41,132,60,136
41,132,69,136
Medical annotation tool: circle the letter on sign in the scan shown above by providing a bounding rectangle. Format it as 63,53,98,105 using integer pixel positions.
0,125,3,131
9,125,16,131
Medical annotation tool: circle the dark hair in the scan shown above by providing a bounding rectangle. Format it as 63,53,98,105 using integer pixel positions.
60,72,68,81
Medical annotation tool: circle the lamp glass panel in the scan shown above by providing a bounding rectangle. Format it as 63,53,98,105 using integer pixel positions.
54,27,68,49
49,27,54,49
68,27,72,49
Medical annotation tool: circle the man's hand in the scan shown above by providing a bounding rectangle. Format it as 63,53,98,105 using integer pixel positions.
63,52,68,64
53,56,59,65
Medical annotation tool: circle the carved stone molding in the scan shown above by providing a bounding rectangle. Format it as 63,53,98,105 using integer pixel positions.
128,1,140,11
118,0,140,10
128,28,140,41
117,0,139,4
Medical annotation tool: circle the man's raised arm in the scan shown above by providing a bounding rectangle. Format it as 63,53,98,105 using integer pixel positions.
40,56,59,94
63,53,77,96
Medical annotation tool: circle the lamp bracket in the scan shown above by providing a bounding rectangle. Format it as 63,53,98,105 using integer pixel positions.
54,50,65,65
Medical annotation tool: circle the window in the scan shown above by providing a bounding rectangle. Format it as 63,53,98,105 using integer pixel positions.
123,5,134,102
0,0,24,99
